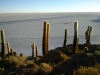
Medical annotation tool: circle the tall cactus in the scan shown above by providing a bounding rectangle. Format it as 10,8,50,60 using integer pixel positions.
47,23,50,52
1,29,6,58
42,21,47,55
31,43,35,57
63,29,67,47
84,47,88,53
10,49,14,56
85,26,93,45
36,46,38,57
73,21,78,54
7,42,11,53
42,21,50,55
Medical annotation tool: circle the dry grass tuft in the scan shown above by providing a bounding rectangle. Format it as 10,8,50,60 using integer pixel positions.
73,66,100,75
6,56,27,68
40,63,52,73
25,60,34,65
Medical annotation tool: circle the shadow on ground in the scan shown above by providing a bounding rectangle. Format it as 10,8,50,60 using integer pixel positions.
91,17,100,23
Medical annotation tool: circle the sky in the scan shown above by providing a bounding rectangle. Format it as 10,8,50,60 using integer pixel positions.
0,0,100,13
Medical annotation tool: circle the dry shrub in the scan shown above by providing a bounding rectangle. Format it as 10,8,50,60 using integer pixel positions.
0,67,4,74
94,51,100,63
73,66,100,75
16,64,48,75
7,56,26,68
40,63,52,73
39,50,69,64
51,53,97,75
95,64,100,71
60,52,69,61
25,60,34,65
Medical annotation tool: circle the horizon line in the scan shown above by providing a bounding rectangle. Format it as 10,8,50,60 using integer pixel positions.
0,12,100,14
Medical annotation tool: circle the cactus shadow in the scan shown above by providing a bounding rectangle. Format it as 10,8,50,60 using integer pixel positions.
91,17,100,23
63,23,69,24
0,16,70,25
95,24,100,26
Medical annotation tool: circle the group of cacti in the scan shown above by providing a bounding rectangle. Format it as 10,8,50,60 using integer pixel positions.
31,42,38,57
85,26,93,45
72,21,92,54
7,42,14,56
42,21,50,55
1,29,15,58
0,20,93,58
31,21,50,57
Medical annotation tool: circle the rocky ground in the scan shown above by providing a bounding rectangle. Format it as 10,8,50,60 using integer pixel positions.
0,44,100,75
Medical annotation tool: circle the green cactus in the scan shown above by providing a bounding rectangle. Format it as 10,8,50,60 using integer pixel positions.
63,29,67,47
1,29,6,58
85,26,93,45
31,43,35,57
73,21,78,54
42,21,50,55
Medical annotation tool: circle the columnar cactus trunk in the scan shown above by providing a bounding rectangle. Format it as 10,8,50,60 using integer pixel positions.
85,26,93,45
36,46,38,57
47,23,50,52
42,21,50,55
10,49,14,56
84,47,88,53
7,42,11,53
63,29,67,47
42,21,47,55
73,21,78,54
31,43,35,57
1,29,6,58
89,26,92,43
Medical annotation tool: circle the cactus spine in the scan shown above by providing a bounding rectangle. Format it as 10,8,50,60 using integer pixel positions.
85,26,93,45
73,21,78,54
1,29,6,58
36,46,38,57
63,29,67,47
31,43,35,57
42,21,50,55
7,42,11,53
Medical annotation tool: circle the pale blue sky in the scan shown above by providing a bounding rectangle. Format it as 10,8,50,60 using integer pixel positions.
0,0,100,13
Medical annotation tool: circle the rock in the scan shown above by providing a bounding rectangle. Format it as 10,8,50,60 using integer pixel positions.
51,53,97,75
